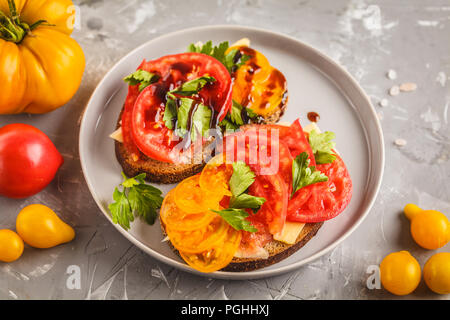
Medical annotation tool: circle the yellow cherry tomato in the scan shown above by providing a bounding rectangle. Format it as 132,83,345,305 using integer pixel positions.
404,203,450,250
423,252,450,294
16,204,75,249
380,251,421,296
0,229,24,262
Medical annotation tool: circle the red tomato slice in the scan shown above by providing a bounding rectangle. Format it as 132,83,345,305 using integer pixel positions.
238,218,272,256
248,173,288,236
219,127,290,235
130,53,232,163
287,153,352,223
221,126,293,192
254,119,315,162
120,61,147,159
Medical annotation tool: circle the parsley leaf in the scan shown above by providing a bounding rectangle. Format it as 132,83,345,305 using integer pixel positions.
291,152,328,198
229,100,244,126
108,172,164,230
128,184,163,225
168,76,216,98
164,76,216,139
187,41,250,74
219,100,258,130
109,188,134,230
219,118,240,131
229,161,255,197
123,69,159,91
308,130,337,164
211,209,258,232
229,193,266,213
175,97,194,137
245,107,259,119
212,162,266,232
163,97,177,130
314,151,337,165
191,103,212,141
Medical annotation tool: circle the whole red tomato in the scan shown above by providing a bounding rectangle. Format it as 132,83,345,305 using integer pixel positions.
0,124,63,199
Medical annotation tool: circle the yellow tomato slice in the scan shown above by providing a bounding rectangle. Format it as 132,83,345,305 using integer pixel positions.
167,216,229,254
160,189,216,231
230,46,287,118
174,175,222,213
199,154,233,198
180,227,242,273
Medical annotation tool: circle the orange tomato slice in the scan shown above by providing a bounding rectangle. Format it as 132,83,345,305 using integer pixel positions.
230,46,287,118
174,175,222,213
167,216,229,253
180,227,242,273
199,154,233,198
160,189,216,231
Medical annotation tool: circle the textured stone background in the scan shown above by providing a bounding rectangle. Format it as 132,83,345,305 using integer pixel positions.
0,0,449,300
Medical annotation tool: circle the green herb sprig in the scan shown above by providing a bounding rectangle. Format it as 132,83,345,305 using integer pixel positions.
308,130,337,164
291,152,328,198
123,69,160,92
212,162,266,232
109,173,164,230
187,40,250,74
163,76,216,141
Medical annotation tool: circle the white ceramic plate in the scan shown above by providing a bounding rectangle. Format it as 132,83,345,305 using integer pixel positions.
79,25,384,280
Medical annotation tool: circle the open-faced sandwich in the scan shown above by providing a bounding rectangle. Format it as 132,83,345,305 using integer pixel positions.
159,120,352,272
108,39,352,273
110,39,287,183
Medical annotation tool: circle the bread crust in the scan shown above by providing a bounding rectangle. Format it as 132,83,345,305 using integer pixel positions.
223,222,323,272
115,139,206,184
160,215,323,272
114,106,210,183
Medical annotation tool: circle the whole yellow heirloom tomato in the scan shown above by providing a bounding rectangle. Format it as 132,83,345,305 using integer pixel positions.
0,0,85,114
16,204,75,248
404,203,450,250
0,229,24,262
380,251,421,296
423,252,450,295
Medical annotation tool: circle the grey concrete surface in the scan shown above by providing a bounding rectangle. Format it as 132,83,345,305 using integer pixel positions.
0,0,449,300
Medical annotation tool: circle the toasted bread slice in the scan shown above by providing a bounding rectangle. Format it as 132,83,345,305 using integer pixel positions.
115,140,207,184
160,215,322,272
223,222,322,272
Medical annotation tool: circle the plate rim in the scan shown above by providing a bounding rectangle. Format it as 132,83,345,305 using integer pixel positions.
79,24,385,280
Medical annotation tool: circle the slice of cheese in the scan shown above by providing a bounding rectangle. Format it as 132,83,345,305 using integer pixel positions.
273,221,306,245
272,122,320,245
109,127,123,143
231,37,250,47
302,122,321,134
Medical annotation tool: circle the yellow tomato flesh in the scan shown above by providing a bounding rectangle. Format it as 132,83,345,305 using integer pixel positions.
229,45,287,118
167,216,229,254
161,160,247,272
199,154,233,198
174,175,222,213
180,227,242,273
160,188,216,231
